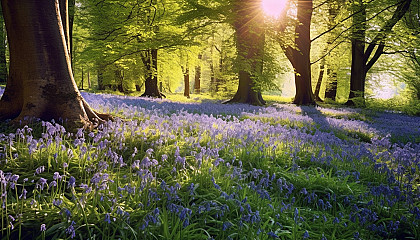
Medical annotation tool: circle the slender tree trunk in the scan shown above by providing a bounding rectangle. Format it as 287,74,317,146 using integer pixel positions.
324,68,338,100
68,0,75,65
285,0,315,105
0,0,111,130
210,61,216,95
97,65,105,90
115,68,124,93
194,54,202,94
183,66,190,98
80,67,84,90
226,0,265,105
314,57,325,102
0,4,7,84
87,70,91,89
323,0,341,101
141,49,165,98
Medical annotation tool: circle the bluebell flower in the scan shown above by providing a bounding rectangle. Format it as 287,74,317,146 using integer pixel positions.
68,176,76,188
303,230,310,239
222,221,232,231
267,231,278,238
66,221,76,239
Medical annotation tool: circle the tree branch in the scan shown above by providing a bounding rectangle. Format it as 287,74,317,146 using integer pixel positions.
364,0,412,60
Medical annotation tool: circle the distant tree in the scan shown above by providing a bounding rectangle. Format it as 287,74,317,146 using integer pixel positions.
194,54,202,94
346,0,413,106
141,49,165,98
313,0,344,102
183,66,190,98
0,0,111,129
396,0,420,101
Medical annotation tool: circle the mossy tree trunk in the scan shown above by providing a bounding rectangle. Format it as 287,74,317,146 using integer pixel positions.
226,0,265,106
0,0,111,130
141,49,165,98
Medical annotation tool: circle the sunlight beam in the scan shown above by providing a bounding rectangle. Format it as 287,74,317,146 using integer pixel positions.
261,0,287,18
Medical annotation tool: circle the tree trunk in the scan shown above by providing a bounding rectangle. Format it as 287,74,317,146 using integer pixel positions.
80,67,84,90
210,60,216,95
141,49,165,98
68,0,75,65
87,70,91,89
97,65,105,90
314,57,325,102
135,84,142,92
324,68,338,101
0,0,111,130
115,68,124,93
183,66,190,98
226,0,265,105
346,0,412,106
0,4,7,84
323,0,341,102
194,54,202,94
346,0,366,106
285,0,315,105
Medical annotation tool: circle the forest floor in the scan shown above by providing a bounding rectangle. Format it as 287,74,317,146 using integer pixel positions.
0,90,419,240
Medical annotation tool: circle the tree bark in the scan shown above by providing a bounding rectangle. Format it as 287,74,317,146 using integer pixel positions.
97,64,105,90
141,49,165,98
194,54,202,94
324,68,338,100
346,0,412,106
284,0,315,105
323,0,342,102
0,0,111,130
346,0,366,106
80,67,84,90
314,57,325,102
68,0,75,64
87,70,91,89
0,4,7,84
226,0,265,105
183,66,190,98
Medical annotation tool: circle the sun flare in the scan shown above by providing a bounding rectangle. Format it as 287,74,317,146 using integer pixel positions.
261,0,287,18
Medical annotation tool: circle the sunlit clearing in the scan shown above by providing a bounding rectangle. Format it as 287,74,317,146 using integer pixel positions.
262,0,287,18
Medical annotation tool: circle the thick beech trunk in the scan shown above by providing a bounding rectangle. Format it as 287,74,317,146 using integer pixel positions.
141,49,165,98
285,0,315,105
0,0,111,130
227,0,265,105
